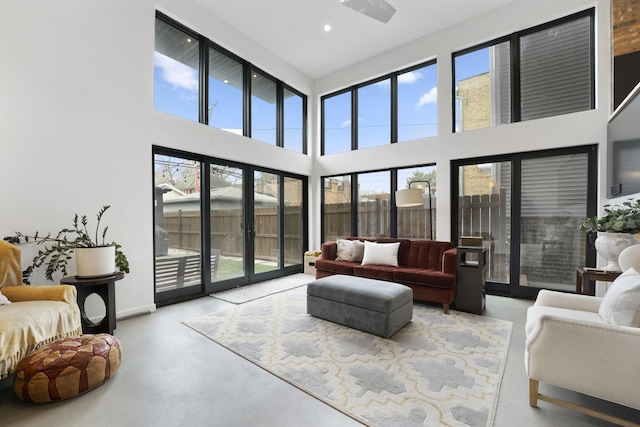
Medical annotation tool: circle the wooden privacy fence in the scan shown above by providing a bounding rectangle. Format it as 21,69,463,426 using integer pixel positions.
324,200,435,241
458,188,508,282
162,207,303,262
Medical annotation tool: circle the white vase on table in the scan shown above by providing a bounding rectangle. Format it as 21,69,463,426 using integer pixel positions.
594,232,639,272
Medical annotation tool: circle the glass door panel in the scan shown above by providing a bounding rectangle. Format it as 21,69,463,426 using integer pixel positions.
457,162,511,286
284,177,303,267
210,163,245,285
154,149,307,305
154,154,203,298
253,170,280,275
518,153,589,292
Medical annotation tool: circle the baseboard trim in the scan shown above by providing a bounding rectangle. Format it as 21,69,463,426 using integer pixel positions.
117,304,156,321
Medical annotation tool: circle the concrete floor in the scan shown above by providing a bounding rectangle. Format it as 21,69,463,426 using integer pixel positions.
1,291,639,427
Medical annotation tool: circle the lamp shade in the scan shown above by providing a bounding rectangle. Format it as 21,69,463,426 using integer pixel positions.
395,188,423,207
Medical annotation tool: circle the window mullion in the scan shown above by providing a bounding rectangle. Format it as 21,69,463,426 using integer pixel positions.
511,33,521,123
199,40,208,125
351,90,357,151
277,82,284,148
243,65,251,137
391,75,398,143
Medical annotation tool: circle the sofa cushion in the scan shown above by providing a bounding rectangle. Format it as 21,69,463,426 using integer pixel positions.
353,264,397,282
361,241,400,266
393,268,455,288
599,268,640,327
407,240,455,269
335,239,365,262
314,259,357,276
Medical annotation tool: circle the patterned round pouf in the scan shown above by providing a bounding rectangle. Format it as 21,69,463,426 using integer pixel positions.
13,333,122,403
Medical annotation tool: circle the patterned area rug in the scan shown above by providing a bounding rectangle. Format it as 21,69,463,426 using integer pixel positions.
210,273,311,304
185,286,512,427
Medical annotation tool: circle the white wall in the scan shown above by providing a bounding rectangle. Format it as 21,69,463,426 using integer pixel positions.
0,0,313,318
0,0,631,317
312,0,615,243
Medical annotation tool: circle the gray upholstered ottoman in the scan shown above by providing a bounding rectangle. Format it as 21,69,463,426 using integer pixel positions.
306,275,413,338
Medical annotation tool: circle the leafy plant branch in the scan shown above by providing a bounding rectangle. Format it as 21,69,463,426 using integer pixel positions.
4,205,130,281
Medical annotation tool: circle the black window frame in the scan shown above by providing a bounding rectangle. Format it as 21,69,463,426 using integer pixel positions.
451,8,595,133
155,11,308,154
320,164,435,242
321,59,437,156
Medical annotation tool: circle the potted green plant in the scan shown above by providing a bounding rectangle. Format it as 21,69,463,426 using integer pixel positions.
580,199,640,234
4,205,130,281
580,199,640,271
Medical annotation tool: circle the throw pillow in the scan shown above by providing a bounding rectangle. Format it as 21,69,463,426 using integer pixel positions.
336,239,355,261
0,290,10,306
361,241,400,266
599,268,640,327
352,240,365,263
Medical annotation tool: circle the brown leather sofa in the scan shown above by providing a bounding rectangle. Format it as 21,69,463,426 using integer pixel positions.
315,237,457,313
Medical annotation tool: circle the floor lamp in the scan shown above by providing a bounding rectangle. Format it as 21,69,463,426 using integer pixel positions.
395,180,432,240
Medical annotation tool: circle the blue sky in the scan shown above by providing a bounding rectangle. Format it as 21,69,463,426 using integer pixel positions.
154,46,491,154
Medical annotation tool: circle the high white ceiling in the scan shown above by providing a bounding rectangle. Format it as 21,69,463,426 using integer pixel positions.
195,0,520,79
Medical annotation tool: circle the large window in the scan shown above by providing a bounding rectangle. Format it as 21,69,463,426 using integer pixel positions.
323,175,352,242
251,71,277,145
453,9,594,132
452,146,596,298
357,171,391,237
153,19,200,122
154,147,308,306
322,60,437,155
208,47,243,134
398,64,438,142
154,12,307,154
322,165,436,242
283,88,305,153
322,91,352,155
358,79,391,149
454,42,511,132
397,166,436,239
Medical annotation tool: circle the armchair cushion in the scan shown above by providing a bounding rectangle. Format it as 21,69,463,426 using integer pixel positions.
0,240,21,289
2,284,78,305
0,285,82,379
525,289,640,413
598,268,640,327
0,290,10,306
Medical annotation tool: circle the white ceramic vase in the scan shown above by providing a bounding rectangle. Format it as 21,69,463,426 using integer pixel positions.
594,232,639,272
75,246,116,278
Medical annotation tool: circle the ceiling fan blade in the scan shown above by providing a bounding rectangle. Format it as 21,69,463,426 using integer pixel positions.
339,0,396,24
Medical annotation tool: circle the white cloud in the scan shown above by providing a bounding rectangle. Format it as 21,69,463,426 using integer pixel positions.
340,119,351,128
154,52,198,92
416,86,437,107
398,71,423,84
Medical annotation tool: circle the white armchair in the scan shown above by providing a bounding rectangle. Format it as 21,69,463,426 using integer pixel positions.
525,288,640,426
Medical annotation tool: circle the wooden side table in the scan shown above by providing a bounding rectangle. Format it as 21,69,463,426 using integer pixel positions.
575,267,620,295
61,272,124,335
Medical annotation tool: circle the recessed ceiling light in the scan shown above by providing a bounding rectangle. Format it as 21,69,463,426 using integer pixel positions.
324,24,331,32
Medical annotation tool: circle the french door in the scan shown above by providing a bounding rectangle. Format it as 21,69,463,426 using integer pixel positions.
153,148,307,305
452,145,597,298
